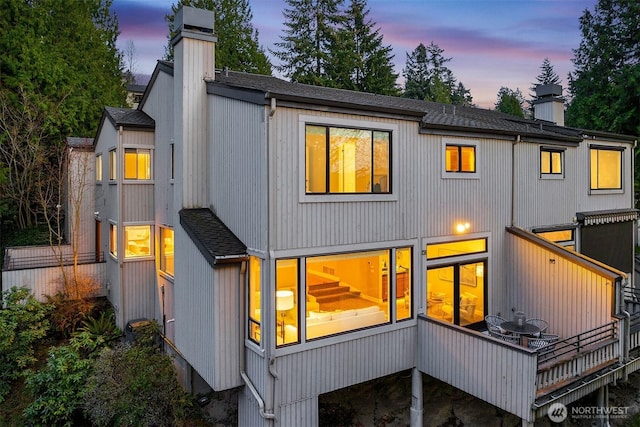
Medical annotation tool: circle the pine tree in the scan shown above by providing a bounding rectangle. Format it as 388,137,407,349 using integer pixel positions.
165,0,271,75
565,0,640,137
272,0,344,86
529,57,561,99
495,87,525,117
402,42,470,105
326,0,398,95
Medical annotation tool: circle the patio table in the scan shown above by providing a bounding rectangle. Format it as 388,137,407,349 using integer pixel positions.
500,321,541,346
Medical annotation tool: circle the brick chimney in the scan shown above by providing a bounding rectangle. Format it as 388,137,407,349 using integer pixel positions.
172,6,216,208
533,84,564,127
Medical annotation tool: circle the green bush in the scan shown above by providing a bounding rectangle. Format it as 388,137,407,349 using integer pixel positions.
45,292,99,338
83,322,192,427
0,287,51,403
23,344,92,427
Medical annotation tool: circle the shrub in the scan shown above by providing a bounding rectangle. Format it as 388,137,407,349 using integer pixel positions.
83,322,192,427
45,292,98,337
71,310,122,357
0,287,51,403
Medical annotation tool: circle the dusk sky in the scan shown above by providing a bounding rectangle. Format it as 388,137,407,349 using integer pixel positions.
111,0,597,109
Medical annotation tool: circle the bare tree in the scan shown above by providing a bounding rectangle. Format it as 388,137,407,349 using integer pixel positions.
123,40,138,84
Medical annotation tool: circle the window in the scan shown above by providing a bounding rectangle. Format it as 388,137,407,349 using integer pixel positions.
445,144,475,173
124,148,151,180
109,149,117,180
540,148,563,176
535,228,575,250
305,124,390,194
96,154,103,182
124,225,152,258
426,239,488,327
109,223,117,257
160,228,174,276
248,256,261,344
170,143,175,181
590,146,622,190
273,246,410,347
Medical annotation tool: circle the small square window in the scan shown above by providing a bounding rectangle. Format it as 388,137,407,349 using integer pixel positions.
124,225,152,258
124,148,152,180
590,146,622,190
445,145,476,173
540,148,563,176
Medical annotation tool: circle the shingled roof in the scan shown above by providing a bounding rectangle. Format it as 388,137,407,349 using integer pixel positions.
104,106,155,130
208,69,585,144
179,208,247,268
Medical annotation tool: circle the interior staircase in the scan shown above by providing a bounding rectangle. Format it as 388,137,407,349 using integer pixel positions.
308,281,361,304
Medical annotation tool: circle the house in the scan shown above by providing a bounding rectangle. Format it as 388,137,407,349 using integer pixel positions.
91,6,639,426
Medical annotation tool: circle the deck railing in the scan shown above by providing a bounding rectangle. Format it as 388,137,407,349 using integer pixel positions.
535,321,619,394
3,251,104,271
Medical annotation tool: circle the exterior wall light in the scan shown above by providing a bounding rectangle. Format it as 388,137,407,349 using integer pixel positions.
455,222,470,233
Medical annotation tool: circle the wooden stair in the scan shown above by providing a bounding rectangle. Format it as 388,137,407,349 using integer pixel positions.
308,281,360,304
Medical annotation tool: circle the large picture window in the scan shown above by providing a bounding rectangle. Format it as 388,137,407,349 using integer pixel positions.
160,228,174,276
273,246,411,347
590,146,622,190
124,148,152,180
305,124,390,194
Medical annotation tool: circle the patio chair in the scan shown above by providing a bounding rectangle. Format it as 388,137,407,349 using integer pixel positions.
527,333,559,351
525,318,549,336
489,329,521,345
485,315,507,333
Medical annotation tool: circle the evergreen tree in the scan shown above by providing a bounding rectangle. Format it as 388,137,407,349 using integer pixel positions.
528,57,561,114
272,0,344,86
0,0,125,229
495,87,525,117
402,42,471,105
165,0,271,75
565,0,640,137
326,0,398,95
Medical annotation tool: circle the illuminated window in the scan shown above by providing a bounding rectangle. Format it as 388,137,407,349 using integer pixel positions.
248,256,261,345
124,225,152,258
426,238,487,260
109,223,117,257
109,149,117,180
535,228,575,250
590,146,622,190
276,259,299,346
395,247,412,321
540,148,563,175
124,148,151,180
445,144,475,173
160,228,174,276
305,125,390,194
96,154,103,182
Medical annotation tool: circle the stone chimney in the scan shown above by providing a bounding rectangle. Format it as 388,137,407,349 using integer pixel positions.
533,84,564,127
172,6,216,208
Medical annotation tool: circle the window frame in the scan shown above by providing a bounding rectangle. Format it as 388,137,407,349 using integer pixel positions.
123,147,153,181
299,115,398,203
123,223,154,260
96,154,103,183
273,243,413,348
441,138,479,179
589,144,624,193
159,227,174,277
539,146,565,179
109,222,117,258
109,149,117,181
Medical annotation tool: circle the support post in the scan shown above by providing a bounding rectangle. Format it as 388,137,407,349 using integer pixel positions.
410,368,423,427
596,385,609,427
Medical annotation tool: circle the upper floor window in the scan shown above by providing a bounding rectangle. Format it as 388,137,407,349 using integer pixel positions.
170,143,175,181
248,256,262,345
540,147,563,176
96,154,103,182
109,149,117,180
160,228,174,276
590,146,622,190
124,148,152,180
445,144,475,173
305,124,390,194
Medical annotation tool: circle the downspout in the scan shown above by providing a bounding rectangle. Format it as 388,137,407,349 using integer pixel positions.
619,277,630,382
511,135,521,226
239,260,276,421
117,126,126,325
